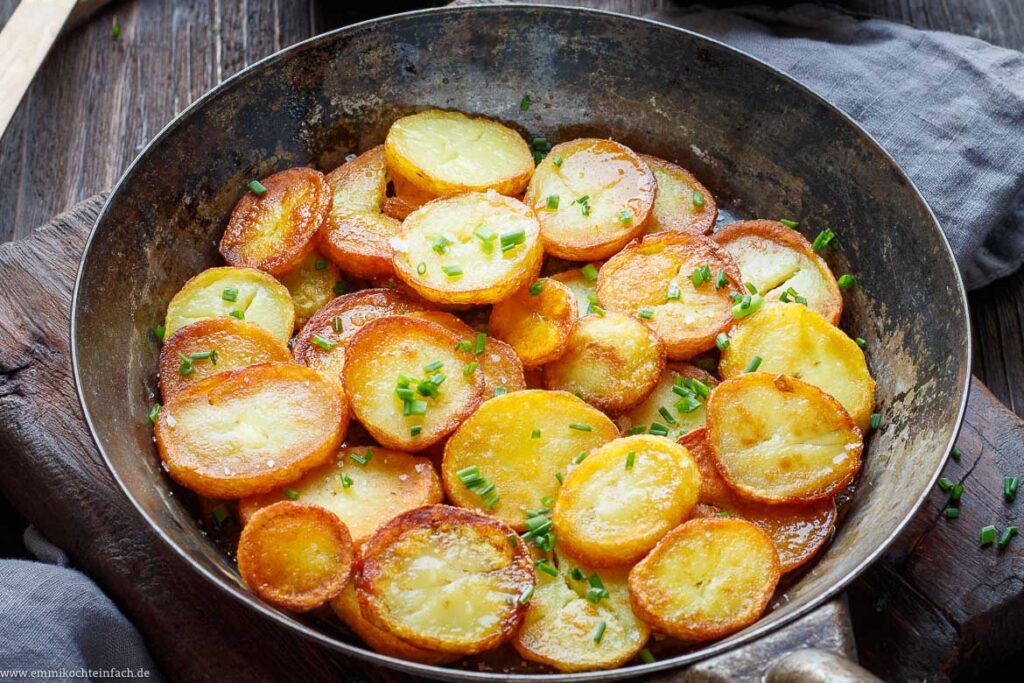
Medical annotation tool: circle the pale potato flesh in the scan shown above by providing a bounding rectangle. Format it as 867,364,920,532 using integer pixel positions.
641,155,716,235
277,250,342,329
488,278,578,366
553,435,700,566
392,191,543,305
551,267,600,318
719,303,875,430
164,266,295,343
616,364,718,440
442,390,618,529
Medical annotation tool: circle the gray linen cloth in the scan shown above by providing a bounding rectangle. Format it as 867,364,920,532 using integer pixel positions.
2,4,1022,680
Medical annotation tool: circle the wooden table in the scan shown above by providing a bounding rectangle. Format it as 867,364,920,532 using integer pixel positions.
1,0,1022,679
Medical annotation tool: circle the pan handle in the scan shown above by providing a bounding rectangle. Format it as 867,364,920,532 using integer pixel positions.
764,648,883,682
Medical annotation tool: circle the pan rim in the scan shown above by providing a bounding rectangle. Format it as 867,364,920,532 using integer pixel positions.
71,4,971,680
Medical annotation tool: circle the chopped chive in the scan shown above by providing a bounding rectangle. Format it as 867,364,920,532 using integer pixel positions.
332,316,343,333
222,287,238,302
855,337,867,349
838,274,857,289
333,280,347,295
980,525,997,546
229,309,245,320
937,477,954,492
780,218,799,228
507,533,519,548
950,483,964,502
409,401,428,416
111,15,121,39
715,268,728,289
998,526,1019,549
546,195,560,210
952,446,961,460
417,262,427,275
284,487,299,501
315,259,328,270
572,450,588,465
666,283,681,301
588,303,606,317
531,429,541,439
581,263,599,282
555,472,564,484
432,234,450,254
153,325,166,341
716,333,730,351
518,585,535,604
627,424,647,435
410,425,423,437
148,404,161,423
474,332,487,355
442,265,463,277
500,228,526,252
744,356,763,373
625,451,636,470
870,412,882,430
312,334,336,351
535,559,559,577
944,507,960,518
395,387,415,401
341,472,354,488
474,226,497,253
648,422,669,437
189,350,218,365
350,449,374,466
812,228,836,251
618,209,633,225
463,361,478,377
493,386,509,397
676,395,702,414
692,191,705,207
640,649,656,664
569,423,592,432
732,294,764,319
745,282,758,295
454,339,473,353
247,180,267,196
565,567,583,581
177,353,194,377
637,307,654,320
529,281,544,296
1004,477,1019,502
553,155,563,167
658,406,678,425
519,94,532,112
424,360,444,373
593,620,607,644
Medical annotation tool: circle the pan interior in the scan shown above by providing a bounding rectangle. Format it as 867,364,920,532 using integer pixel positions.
72,6,968,680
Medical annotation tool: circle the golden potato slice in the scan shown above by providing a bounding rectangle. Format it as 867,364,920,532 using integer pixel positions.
683,428,836,573
616,363,718,441
319,146,403,279
158,318,291,399
384,109,534,197
513,549,650,672
524,139,656,260
219,167,331,276
489,278,577,366
292,289,425,384
553,435,700,567
596,232,743,359
442,390,618,529
164,266,295,343
628,518,780,641
238,446,442,547
391,192,543,306
154,362,348,498
330,581,458,665
719,303,875,430
408,311,527,397
357,505,534,654
707,373,863,504
713,220,842,324
342,316,484,451
542,312,665,414
277,250,343,329
552,266,601,318
640,154,717,236
237,501,353,612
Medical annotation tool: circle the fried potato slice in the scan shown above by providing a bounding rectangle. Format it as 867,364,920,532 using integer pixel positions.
542,312,665,414
391,192,543,306
553,435,700,567
158,318,291,398
408,311,527,396
489,278,578,366
342,316,484,451
551,266,601,318
238,446,442,547
640,155,717,236
596,232,743,359
713,220,842,324
164,266,295,343
277,251,343,329
236,501,353,612
706,373,863,504
525,139,656,260
319,146,404,279
683,428,836,573
628,518,781,641
719,302,875,430
154,362,348,498
442,390,618,529
357,505,534,654
513,549,650,672
616,363,718,441
384,109,534,197
330,581,458,665
292,289,425,384
219,167,331,276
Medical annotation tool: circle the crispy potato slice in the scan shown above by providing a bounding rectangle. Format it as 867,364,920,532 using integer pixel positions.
442,390,618,529
553,435,700,567
277,251,343,329
342,316,484,451
330,581,458,665
154,362,348,498
628,518,780,641
551,266,601,318
238,446,442,547
707,373,863,504
597,232,743,359
158,318,291,398
391,192,543,306
513,549,650,672
542,312,665,414
220,167,330,276
713,220,842,324
292,289,425,384
319,147,403,279
525,139,656,260
683,428,836,573
640,154,717,235
384,109,534,197
616,363,718,440
489,278,577,366
237,501,353,612
357,505,534,654
164,266,295,343
719,303,875,430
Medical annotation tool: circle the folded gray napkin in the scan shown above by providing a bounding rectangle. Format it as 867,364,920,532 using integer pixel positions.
650,3,1024,290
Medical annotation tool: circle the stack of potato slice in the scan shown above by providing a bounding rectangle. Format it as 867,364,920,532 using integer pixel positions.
150,108,875,672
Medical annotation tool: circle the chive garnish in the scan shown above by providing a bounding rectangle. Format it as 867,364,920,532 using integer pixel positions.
648,422,669,437
518,585,535,604
812,228,836,251
732,294,764,319
432,235,450,254
715,268,728,289
637,307,654,320
855,337,867,349
553,155,563,167
153,325,166,342
222,287,238,302
980,525,997,546
546,195,560,210
351,449,374,466
535,558,559,577
593,621,607,644
569,423,592,432
177,353,194,377
332,316,343,333
952,446,961,460
333,280,347,295
779,286,807,305
625,451,636,470
581,263,599,282
870,412,882,429
618,209,633,225
454,339,473,353
315,259,328,270
111,16,121,39
458,465,500,509
474,226,497,252
494,387,508,397
247,180,267,196
572,450,587,465
464,362,478,376
666,283,681,301
838,274,857,289
780,219,799,228
529,281,544,296
500,228,526,252
148,404,161,424
519,94,532,112
474,332,487,355
692,191,705,207
658,404,678,424
531,429,541,439
937,477,954,492
745,282,758,295
627,424,647,435
409,401,428,416
944,507,960,519
744,356,763,373
424,360,444,373
998,526,1019,549
284,487,299,501
417,262,427,275
508,533,519,548
716,333,730,351
229,310,245,320
555,472,564,484
341,472,353,488
1004,477,1019,502
640,649,656,664
189,350,218,364
442,265,463,277
312,335,336,351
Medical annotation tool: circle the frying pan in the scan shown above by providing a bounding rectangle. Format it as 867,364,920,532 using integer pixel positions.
70,4,969,681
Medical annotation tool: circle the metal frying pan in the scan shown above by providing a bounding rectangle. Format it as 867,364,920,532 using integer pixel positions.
71,5,969,681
